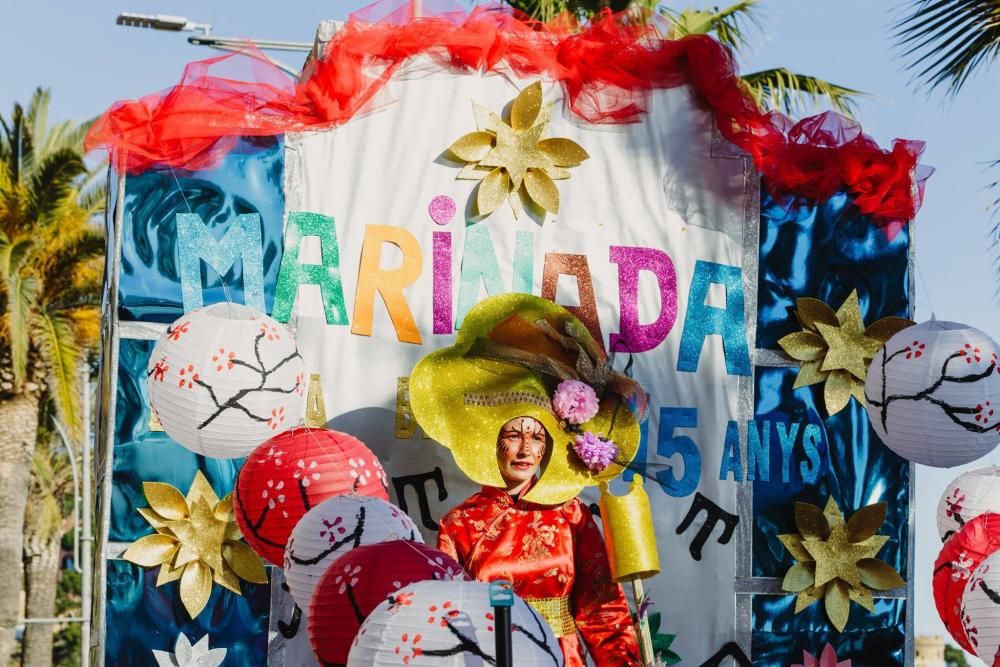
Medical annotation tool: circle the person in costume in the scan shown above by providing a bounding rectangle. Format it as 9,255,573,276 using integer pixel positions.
409,294,649,667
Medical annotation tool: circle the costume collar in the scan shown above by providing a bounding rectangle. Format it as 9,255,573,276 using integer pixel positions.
480,478,550,509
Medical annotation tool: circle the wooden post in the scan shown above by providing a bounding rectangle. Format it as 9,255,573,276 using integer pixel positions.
630,577,655,666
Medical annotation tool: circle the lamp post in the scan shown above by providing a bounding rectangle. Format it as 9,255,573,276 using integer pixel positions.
114,13,311,77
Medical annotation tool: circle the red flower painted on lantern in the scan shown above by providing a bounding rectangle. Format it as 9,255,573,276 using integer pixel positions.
267,406,286,430
320,516,347,544
945,489,966,519
177,364,199,389
167,321,190,341
151,358,169,382
211,347,236,371
904,339,925,360
975,402,995,425
960,343,983,364
393,632,424,664
260,323,282,341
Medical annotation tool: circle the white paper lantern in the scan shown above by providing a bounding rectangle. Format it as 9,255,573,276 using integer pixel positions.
147,303,305,458
938,467,1000,542
283,495,423,609
961,549,1000,659
347,580,560,666
864,320,1000,467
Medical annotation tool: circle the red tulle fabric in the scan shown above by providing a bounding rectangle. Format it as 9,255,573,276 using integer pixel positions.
86,0,931,227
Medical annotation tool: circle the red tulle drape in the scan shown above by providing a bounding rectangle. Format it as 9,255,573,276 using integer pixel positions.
86,0,931,229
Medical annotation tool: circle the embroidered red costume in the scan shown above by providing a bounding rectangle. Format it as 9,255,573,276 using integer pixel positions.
437,483,640,666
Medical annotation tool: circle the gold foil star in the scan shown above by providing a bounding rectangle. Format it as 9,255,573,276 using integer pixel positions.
778,497,905,632
777,290,912,415
447,81,588,218
123,471,267,618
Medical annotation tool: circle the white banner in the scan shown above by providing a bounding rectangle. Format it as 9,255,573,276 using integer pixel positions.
284,60,750,664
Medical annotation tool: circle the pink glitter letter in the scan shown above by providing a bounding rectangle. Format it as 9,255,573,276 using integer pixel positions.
433,232,452,334
609,246,678,354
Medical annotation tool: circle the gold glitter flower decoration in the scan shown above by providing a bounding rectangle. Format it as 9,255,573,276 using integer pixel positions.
777,290,912,415
779,497,905,632
447,81,589,218
123,471,267,618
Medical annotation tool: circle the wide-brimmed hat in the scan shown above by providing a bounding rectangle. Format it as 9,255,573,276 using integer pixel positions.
410,293,647,505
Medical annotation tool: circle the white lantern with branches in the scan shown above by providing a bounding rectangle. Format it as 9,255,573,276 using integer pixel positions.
147,303,306,458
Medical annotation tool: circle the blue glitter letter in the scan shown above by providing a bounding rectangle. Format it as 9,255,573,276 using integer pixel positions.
800,424,823,484
776,421,800,484
718,420,742,482
747,419,770,482
655,407,700,497
677,260,751,376
176,213,265,312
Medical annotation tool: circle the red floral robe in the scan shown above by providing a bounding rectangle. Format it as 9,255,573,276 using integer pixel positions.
437,484,640,666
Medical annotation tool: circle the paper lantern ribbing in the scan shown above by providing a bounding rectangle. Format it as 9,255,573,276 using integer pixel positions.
933,512,1000,654
962,548,1000,661
234,427,390,565
864,320,1000,467
284,495,423,609
347,580,561,666
309,541,468,665
937,467,1000,543
147,303,305,458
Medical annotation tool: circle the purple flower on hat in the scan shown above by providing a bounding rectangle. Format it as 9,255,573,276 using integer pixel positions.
573,432,618,471
552,379,599,425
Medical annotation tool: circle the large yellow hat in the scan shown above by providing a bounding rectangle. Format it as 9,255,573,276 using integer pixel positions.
409,293,647,505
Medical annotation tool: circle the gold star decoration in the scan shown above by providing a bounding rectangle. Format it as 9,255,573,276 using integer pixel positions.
123,471,267,618
777,290,912,415
447,80,589,218
779,497,905,632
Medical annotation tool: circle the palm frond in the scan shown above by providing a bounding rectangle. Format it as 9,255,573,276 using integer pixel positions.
25,88,50,174
26,147,85,225
741,68,868,118
661,1,762,54
34,309,82,440
0,235,37,386
77,169,108,217
893,0,1000,95
0,104,29,186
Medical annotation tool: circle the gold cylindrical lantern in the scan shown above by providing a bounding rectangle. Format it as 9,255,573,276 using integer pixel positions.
599,476,660,581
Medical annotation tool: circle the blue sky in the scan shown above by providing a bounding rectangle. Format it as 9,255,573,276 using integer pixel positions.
5,0,1000,654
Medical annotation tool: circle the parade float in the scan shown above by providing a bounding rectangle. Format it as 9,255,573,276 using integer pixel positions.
83,0,1000,664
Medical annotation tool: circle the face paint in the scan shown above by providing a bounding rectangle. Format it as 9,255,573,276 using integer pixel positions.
496,416,548,492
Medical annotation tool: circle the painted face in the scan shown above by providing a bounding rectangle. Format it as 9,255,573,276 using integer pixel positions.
496,416,548,489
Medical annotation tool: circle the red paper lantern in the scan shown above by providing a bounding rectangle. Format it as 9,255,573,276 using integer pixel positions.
308,541,468,665
934,512,1000,654
234,426,389,565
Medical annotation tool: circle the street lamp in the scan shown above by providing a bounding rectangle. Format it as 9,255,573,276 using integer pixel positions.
115,12,312,77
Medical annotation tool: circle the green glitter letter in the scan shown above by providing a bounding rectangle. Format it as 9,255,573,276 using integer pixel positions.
272,211,348,325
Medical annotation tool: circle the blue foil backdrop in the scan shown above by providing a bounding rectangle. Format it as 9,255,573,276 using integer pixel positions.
751,595,905,666
104,561,269,667
105,139,283,665
750,186,911,664
118,136,286,322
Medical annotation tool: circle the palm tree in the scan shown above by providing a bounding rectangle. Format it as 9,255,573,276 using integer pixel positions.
0,88,104,665
504,0,868,117
892,1,1000,287
22,426,74,667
